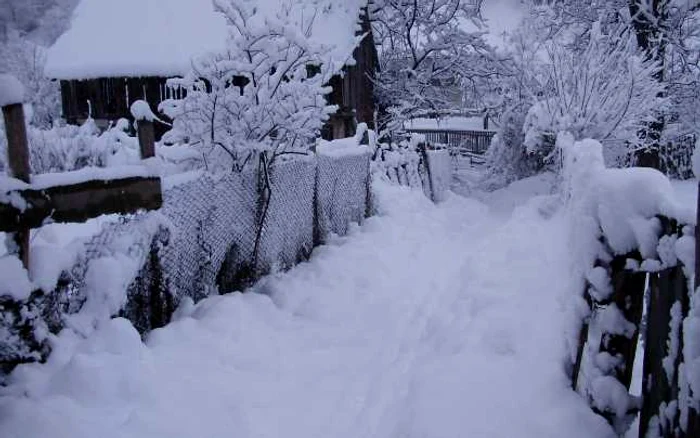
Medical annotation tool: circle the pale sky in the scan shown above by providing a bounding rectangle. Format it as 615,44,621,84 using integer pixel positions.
482,0,525,48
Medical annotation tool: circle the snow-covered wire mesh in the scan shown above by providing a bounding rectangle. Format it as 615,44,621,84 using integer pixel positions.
255,159,317,275
317,151,371,239
159,171,258,302
658,133,696,180
1,150,373,373
601,133,696,180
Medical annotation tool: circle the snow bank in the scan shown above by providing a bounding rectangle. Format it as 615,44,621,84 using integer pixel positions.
0,74,25,107
0,256,33,300
562,134,690,260
45,0,365,80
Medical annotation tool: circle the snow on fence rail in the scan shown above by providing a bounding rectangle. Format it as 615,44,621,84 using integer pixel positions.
561,133,700,438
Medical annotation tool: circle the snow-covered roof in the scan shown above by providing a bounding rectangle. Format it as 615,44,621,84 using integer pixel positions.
45,0,366,80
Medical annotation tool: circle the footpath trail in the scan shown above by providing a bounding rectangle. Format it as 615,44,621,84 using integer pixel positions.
0,181,614,438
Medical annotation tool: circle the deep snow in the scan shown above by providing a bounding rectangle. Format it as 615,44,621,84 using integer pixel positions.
0,180,614,438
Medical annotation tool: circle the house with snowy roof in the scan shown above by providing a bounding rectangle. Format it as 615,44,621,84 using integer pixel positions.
45,0,378,140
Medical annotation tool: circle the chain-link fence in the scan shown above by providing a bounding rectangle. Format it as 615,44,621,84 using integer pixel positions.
602,133,697,180
1,149,372,372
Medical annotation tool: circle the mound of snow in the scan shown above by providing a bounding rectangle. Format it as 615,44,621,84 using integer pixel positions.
0,74,25,107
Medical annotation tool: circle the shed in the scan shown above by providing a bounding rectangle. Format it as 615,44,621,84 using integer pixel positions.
45,0,378,140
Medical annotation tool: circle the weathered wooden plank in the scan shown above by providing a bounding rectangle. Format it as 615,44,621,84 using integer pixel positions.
640,265,687,438
599,255,646,389
0,177,162,232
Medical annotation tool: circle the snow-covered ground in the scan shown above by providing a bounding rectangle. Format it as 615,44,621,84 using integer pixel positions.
0,176,614,438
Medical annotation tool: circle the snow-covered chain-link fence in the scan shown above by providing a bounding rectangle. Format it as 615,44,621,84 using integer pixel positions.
1,148,375,369
1,136,451,374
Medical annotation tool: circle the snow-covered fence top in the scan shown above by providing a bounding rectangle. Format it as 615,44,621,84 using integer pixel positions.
561,133,700,438
372,136,453,203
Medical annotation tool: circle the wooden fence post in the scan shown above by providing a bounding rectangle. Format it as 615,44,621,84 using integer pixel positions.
136,119,155,159
131,100,156,159
641,266,687,437
2,102,31,268
687,180,700,437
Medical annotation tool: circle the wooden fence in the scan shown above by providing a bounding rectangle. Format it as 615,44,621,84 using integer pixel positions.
0,100,162,269
405,128,495,155
564,138,700,438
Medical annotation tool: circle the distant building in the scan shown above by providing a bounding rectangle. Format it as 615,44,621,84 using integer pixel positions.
45,0,378,140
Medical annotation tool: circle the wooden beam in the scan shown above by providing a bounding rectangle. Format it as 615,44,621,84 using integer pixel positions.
0,177,162,232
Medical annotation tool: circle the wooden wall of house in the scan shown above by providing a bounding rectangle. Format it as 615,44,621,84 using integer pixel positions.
323,8,378,140
351,8,378,129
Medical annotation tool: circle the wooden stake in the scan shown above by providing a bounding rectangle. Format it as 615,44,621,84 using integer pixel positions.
2,103,31,268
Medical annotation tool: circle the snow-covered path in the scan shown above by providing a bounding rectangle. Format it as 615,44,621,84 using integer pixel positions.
1,182,614,438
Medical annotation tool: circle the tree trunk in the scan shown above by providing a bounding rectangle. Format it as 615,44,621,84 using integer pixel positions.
628,0,667,170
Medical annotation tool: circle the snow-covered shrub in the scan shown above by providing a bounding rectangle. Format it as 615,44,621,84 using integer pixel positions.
371,0,500,133
0,118,140,174
0,116,203,176
523,21,664,151
161,0,340,173
482,107,547,189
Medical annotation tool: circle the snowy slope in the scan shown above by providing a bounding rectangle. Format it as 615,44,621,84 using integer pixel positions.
0,181,613,438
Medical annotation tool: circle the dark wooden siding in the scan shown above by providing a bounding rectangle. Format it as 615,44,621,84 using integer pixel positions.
60,77,174,138
61,77,171,122
324,7,378,140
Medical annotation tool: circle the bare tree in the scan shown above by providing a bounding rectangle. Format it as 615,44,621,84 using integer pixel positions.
371,0,503,132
